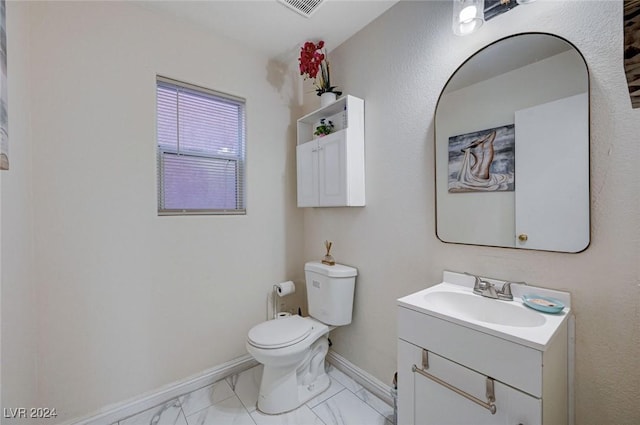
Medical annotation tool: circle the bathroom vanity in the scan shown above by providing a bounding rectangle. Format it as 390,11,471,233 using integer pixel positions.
397,272,572,425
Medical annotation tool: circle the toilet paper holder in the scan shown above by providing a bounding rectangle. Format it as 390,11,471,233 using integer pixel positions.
272,281,296,319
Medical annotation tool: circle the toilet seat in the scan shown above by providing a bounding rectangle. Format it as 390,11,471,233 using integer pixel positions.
248,315,313,349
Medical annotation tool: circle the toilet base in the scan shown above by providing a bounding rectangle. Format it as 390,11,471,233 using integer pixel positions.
257,364,330,415
297,370,330,404
256,337,330,414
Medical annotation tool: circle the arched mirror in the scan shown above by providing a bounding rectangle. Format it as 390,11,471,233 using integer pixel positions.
435,33,589,253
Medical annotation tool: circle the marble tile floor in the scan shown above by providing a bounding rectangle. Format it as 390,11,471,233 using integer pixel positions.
117,364,394,425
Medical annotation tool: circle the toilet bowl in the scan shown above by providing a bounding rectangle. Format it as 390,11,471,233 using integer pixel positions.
246,315,331,414
246,261,357,414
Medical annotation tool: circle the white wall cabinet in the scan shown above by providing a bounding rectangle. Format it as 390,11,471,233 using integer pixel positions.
296,95,365,207
398,304,568,425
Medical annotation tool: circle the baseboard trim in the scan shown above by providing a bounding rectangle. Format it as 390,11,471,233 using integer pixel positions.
64,354,258,425
326,350,394,407
64,350,392,424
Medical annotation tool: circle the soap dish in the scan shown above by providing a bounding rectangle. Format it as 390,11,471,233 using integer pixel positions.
522,294,565,314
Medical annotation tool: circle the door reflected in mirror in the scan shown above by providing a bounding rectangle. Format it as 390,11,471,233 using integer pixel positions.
435,33,589,253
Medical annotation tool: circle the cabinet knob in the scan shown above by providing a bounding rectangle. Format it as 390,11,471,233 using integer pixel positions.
518,234,528,242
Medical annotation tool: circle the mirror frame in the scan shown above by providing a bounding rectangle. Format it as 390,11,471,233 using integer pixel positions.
434,32,591,253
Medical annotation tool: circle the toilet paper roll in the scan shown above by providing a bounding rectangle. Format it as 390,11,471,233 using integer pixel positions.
275,280,296,297
276,312,292,319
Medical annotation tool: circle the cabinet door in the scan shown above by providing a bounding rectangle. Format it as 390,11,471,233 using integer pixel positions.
296,141,319,207
401,340,541,425
514,93,589,252
317,132,347,206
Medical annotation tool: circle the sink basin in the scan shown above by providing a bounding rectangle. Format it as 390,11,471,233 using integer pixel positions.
397,272,571,350
421,291,546,327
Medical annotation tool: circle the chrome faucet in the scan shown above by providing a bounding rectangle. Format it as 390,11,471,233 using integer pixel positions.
465,273,526,301
496,281,527,301
466,273,498,299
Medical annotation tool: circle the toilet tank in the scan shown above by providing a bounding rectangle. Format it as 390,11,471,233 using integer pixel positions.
305,261,358,326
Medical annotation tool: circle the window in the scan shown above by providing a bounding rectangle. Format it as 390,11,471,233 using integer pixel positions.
156,76,246,215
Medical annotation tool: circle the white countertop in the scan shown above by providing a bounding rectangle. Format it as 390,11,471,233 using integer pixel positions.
397,271,571,351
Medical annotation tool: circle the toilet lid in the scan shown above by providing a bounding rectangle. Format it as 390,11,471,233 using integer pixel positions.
248,315,313,349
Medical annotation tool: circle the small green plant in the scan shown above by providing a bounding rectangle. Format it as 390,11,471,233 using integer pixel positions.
314,118,334,136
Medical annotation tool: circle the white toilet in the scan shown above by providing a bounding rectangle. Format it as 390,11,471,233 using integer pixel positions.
246,261,357,414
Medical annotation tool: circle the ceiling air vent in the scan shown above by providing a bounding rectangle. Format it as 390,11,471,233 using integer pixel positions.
278,0,325,18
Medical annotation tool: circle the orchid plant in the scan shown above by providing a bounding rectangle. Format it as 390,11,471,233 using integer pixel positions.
298,40,342,97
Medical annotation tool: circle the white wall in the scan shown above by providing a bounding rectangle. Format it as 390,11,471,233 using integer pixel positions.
306,1,640,424
11,1,303,421
1,2,38,423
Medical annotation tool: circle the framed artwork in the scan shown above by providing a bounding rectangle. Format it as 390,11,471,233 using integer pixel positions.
448,124,515,193
0,0,7,170
484,0,519,21
625,0,640,108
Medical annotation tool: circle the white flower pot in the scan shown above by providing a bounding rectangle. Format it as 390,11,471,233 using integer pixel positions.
320,92,337,107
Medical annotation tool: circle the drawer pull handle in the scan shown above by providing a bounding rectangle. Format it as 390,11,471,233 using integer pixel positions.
412,351,497,415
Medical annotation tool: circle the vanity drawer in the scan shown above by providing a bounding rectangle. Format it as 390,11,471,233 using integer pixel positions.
399,339,542,425
398,306,542,397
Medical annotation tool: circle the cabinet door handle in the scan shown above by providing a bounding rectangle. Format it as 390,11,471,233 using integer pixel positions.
412,350,497,415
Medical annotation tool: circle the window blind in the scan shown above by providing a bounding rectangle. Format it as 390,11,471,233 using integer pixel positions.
156,76,246,215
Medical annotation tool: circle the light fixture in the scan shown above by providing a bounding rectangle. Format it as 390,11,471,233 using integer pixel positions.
452,0,485,36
